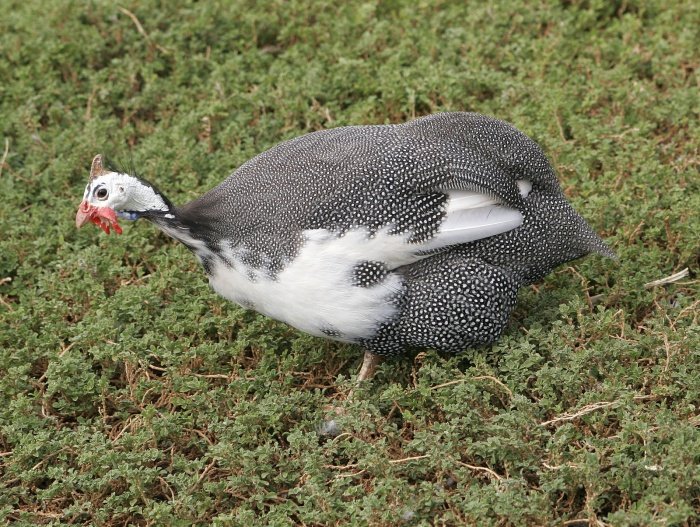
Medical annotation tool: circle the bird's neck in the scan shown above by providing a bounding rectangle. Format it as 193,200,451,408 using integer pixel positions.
145,201,218,258
115,175,199,249
129,179,227,263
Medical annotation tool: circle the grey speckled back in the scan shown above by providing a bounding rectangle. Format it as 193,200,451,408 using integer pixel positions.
176,112,590,274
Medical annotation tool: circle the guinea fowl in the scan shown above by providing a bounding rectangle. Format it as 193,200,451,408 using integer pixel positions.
76,112,615,381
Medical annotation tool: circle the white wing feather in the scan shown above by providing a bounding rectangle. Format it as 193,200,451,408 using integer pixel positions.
421,179,532,252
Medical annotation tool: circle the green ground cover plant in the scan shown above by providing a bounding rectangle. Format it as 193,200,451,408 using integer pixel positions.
1,0,698,525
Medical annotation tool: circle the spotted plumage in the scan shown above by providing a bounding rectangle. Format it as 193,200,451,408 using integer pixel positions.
352,261,391,288
362,256,521,355
76,112,614,364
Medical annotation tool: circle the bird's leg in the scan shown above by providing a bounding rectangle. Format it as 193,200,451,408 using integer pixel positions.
356,350,382,383
342,351,382,403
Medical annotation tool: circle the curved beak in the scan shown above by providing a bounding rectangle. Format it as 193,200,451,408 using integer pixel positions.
76,200,94,228
76,200,122,235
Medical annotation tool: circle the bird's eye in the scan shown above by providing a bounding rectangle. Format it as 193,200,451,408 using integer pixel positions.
95,187,108,200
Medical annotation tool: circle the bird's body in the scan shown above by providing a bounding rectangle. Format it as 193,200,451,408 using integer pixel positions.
76,112,614,362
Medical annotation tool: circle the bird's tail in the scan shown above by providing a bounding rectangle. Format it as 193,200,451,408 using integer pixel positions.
560,198,616,260
582,224,617,260
459,190,616,285
514,193,616,283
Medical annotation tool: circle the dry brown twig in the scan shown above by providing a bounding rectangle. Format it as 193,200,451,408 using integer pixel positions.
389,454,430,464
540,401,619,427
118,6,169,55
455,461,503,481
430,375,513,399
644,268,690,289
0,138,9,178
541,395,656,427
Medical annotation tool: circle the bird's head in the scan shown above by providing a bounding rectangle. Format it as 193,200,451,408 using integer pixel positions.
76,155,171,234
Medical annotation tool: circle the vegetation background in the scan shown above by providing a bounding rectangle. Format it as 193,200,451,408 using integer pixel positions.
1,0,698,525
